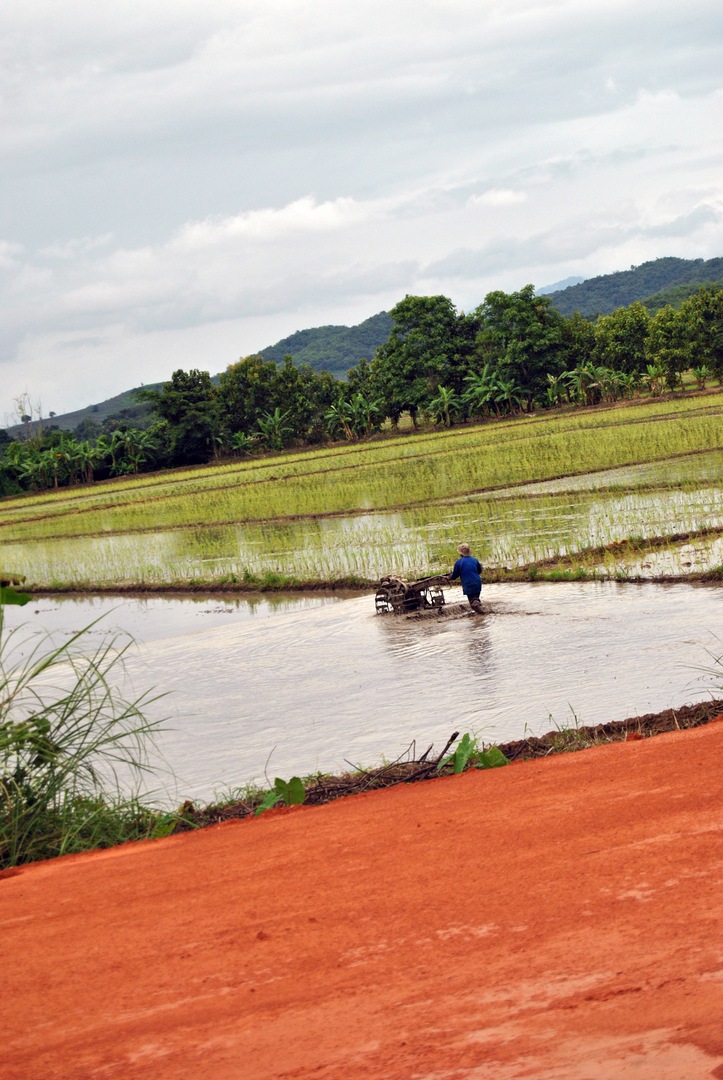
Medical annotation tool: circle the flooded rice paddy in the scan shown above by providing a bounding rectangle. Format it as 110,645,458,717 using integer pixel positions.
5,581,721,806
5,450,723,586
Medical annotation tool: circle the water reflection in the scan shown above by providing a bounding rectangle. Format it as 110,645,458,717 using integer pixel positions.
3,583,721,805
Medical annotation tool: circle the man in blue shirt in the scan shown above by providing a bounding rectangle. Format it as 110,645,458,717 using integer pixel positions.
448,542,483,613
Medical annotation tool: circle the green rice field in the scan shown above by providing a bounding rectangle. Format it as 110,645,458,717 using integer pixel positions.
3,393,723,589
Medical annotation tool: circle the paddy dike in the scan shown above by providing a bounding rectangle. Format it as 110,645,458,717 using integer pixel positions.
3,717,723,1078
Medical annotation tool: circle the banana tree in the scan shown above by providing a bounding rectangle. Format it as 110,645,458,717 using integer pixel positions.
427,385,461,427
462,365,500,418
256,407,292,451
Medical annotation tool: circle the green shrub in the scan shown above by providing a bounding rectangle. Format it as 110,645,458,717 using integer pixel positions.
0,600,166,867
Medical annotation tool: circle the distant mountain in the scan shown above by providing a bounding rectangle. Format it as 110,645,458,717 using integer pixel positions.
258,311,393,376
545,256,723,317
537,276,584,295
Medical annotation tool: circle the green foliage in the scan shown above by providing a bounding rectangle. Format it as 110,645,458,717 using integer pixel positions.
229,430,257,456
258,312,393,376
593,302,650,375
0,585,30,606
217,355,337,448
254,776,306,814
427,385,462,427
682,286,723,378
140,368,219,466
0,573,30,609
0,419,172,493
447,732,475,773
256,406,293,450
477,746,510,769
326,392,383,439
0,598,166,867
541,567,589,582
560,311,597,369
473,285,566,407
692,364,711,389
645,305,691,390
372,295,473,425
641,276,723,313
439,733,509,774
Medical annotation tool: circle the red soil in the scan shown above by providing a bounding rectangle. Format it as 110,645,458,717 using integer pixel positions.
4,720,723,1079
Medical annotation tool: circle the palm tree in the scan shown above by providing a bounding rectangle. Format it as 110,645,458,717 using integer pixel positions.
644,363,666,396
17,451,45,491
693,364,710,390
74,440,99,483
568,364,600,406
120,428,159,473
494,378,525,415
544,372,569,408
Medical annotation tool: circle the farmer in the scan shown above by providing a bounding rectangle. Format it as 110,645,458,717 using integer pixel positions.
448,542,483,613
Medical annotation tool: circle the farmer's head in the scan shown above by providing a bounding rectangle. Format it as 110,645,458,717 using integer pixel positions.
457,542,471,556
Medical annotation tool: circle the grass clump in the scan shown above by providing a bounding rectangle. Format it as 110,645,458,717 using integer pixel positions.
0,595,168,868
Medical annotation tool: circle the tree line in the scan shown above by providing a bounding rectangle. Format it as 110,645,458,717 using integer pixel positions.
2,283,721,496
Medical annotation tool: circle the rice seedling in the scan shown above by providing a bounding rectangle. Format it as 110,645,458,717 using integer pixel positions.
3,393,722,587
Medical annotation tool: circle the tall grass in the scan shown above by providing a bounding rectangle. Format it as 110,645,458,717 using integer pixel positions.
0,604,168,867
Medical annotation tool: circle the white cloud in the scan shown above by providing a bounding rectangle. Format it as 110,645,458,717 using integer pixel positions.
470,189,528,207
1,0,723,417
173,195,379,248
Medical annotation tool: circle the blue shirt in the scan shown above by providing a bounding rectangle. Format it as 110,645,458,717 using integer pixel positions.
450,555,482,596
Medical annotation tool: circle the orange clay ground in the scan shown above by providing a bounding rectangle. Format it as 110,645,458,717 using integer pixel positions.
3,720,723,1080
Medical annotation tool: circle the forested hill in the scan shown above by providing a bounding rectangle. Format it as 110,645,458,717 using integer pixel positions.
259,311,393,375
546,256,723,317
6,313,392,435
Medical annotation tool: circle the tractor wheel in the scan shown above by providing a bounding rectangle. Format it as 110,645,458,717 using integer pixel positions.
375,587,394,614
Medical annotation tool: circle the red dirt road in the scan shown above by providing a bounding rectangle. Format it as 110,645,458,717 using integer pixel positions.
3,722,723,1080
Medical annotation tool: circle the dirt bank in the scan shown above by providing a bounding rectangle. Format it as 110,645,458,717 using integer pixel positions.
3,720,723,1079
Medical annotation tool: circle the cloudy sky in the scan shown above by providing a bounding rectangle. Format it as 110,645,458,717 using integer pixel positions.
2,0,722,422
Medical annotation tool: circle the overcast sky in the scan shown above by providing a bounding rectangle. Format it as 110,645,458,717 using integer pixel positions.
2,0,722,422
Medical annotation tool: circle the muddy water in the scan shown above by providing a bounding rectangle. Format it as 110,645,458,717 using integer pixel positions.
5,582,721,805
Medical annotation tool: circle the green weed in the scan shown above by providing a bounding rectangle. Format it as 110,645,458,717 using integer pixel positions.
254,776,306,814
0,598,167,868
439,732,509,773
